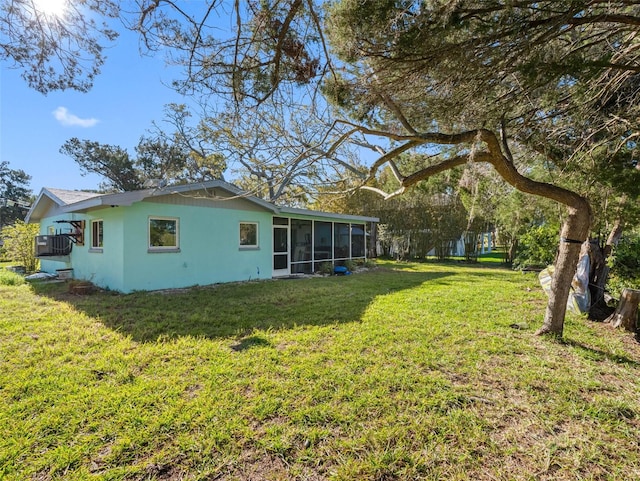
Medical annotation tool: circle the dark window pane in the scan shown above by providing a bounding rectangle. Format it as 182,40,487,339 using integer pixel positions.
274,228,288,253
149,218,177,247
240,223,258,246
92,220,103,248
274,254,288,269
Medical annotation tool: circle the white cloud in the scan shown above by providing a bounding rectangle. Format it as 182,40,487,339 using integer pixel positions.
52,107,99,127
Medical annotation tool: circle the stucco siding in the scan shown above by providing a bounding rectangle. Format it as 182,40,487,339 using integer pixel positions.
119,201,273,292
37,209,127,291
72,207,126,291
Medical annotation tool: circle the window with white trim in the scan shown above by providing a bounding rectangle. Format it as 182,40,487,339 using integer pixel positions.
239,222,258,248
91,219,103,249
149,217,179,251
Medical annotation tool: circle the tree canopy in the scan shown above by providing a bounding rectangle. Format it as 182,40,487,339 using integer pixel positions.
0,161,32,230
0,220,38,271
0,0,119,93
60,131,225,193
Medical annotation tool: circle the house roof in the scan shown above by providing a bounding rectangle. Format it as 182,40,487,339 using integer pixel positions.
25,180,378,223
44,188,103,205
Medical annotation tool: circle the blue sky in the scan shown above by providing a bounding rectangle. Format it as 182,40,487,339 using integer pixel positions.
1,27,188,196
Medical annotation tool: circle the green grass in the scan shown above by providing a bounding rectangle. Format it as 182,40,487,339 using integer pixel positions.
406,246,508,265
0,268,26,286
1,261,639,480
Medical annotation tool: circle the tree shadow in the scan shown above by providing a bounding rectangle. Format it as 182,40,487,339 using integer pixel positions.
31,269,454,343
230,335,272,351
561,338,640,367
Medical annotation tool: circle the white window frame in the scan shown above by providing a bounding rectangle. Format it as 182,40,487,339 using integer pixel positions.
239,221,259,249
148,216,180,252
90,219,104,251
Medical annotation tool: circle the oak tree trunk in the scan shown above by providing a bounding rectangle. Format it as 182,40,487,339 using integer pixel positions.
584,240,607,319
368,221,378,259
587,219,624,319
507,238,518,265
605,288,640,332
535,203,591,337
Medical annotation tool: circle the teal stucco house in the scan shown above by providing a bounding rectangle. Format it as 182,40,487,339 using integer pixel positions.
25,180,378,292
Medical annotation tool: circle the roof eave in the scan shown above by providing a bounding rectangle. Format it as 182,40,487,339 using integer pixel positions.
278,206,379,223
62,189,155,212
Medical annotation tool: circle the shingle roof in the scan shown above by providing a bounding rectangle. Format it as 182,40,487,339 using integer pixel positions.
45,188,103,205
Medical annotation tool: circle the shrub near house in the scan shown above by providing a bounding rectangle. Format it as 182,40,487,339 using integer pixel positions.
0,220,39,272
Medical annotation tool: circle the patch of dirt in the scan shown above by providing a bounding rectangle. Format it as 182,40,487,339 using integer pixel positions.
31,470,52,481
89,444,113,474
182,383,202,400
68,281,95,295
219,449,328,481
144,462,187,481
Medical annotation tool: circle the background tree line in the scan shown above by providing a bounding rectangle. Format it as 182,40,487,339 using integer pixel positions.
0,160,36,270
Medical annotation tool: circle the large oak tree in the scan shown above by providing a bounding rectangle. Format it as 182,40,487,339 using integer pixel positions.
131,0,640,336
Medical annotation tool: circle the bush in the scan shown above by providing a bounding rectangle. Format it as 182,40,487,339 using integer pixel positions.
344,260,357,271
607,231,640,299
1,221,39,273
363,259,377,269
0,268,26,286
317,262,334,275
512,224,559,270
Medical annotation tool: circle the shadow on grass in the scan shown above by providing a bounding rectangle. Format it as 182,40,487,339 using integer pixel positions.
31,269,454,343
562,338,640,367
381,258,512,271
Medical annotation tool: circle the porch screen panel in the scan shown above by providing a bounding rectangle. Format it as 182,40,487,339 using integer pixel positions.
351,224,365,258
274,253,288,270
334,223,350,259
314,221,332,261
291,219,312,274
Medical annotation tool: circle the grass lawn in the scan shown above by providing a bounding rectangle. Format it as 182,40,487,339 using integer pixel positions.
1,261,639,480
